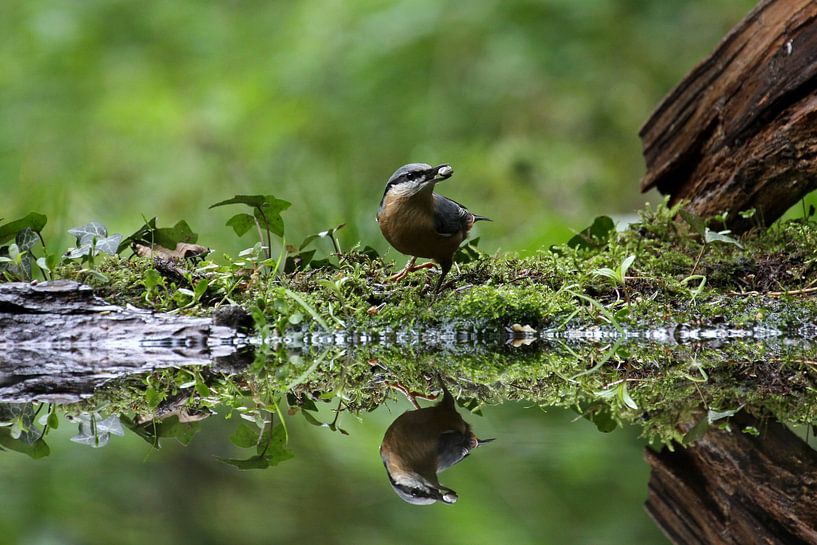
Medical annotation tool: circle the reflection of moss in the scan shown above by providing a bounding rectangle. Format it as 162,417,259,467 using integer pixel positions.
64,331,816,450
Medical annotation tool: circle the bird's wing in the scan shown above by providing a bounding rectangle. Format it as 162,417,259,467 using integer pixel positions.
433,194,471,237
436,430,472,471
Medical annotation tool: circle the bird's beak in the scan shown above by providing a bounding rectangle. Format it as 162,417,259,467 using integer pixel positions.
430,164,454,182
476,437,495,447
436,487,459,504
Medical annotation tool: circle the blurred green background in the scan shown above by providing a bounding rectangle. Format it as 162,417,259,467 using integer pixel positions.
1,0,761,544
1,0,758,257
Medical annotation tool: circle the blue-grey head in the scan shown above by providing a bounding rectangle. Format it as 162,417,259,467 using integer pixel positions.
381,163,454,203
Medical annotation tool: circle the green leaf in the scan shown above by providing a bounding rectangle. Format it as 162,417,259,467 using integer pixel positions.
119,218,198,253
218,454,271,470
567,216,615,251
679,209,706,237
299,223,345,250
193,279,209,301
707,406,742,423
619,255,635,277
210,195,270,209
211,194,291,213
454,237,483,264
618,383,638,410
254,206,285,237
262,424,294,464
0,213,47,245
592,267,618,281
47,410,59,430
230,421,259,449
155,220,197,248
683,416,710,444
302,410,329,427
226,213,257,237
704,229,743,248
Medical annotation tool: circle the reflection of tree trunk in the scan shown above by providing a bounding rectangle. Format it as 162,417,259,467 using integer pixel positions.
645,412,817,545
640,0,817,233
0,280,242,403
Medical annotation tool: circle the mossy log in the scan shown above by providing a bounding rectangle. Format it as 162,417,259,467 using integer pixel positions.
0,280,240,403
640,0,817,232
645,412,817,545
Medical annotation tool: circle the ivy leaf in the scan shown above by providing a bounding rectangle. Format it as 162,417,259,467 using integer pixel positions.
15,228,40,252
119,218,198,253
68,222,108,245
226,213,256,237
0,213,47,245
95,234,123,255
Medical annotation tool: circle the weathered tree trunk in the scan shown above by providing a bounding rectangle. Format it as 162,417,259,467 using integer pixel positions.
645,412,817,545
640,0,817,232
0,281,243,403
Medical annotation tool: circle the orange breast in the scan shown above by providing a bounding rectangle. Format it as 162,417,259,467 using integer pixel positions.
378,194,465,261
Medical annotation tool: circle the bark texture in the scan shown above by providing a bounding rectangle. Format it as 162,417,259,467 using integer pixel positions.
640,0,817,232
645,412,817,545
0,280,242,403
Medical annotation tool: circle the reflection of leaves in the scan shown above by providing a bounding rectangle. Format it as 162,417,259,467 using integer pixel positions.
0,428,50,459
683,406,743,444
219,423,293,470
577,400,618,433
69,413,125,448
229,421,260,449
0,404,50,459
121,415,200,449
567,216,615,252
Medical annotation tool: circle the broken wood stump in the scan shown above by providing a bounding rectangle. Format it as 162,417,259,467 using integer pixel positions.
640,0,817,232
0,280,246,403
645,412,817,545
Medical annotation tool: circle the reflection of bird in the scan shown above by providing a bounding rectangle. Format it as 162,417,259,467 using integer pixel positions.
377,163,490,291
380,382,494,505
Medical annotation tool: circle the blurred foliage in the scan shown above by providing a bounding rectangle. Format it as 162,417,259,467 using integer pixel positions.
0,1,783,543
1,0,757,260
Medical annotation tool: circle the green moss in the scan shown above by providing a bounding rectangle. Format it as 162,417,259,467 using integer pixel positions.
29,202,817,450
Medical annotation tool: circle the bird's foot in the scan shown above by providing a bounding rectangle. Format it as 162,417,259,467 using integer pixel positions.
388,382,439,409
388,261,436,282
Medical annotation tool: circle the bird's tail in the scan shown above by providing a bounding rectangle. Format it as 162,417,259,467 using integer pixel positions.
472,214,492,223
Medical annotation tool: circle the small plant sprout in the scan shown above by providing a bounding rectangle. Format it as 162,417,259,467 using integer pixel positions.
592,255,635,287
210,194,291,260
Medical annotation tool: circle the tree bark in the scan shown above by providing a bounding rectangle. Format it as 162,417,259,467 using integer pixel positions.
0,280,242,403
645,412,817,545
640,0,817,232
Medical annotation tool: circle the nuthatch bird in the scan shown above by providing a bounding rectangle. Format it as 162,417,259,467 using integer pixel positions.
380,382,494,505
377,163,490,291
